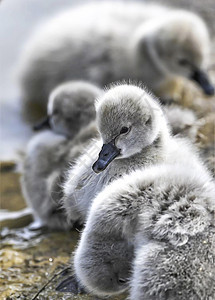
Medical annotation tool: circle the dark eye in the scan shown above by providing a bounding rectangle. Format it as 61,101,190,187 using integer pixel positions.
146,117,151,125
120,126,129,134
178,58,189,66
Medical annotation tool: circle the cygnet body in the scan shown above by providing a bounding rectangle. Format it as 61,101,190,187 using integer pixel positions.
70,86,215,297
18,1,214,112
21,81,101,229
62,83,171,226
74,159,214,298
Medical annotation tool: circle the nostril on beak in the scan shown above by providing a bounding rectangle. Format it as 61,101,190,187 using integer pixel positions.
118,278,127,285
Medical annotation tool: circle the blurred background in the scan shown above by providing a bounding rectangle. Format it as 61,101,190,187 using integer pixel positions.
0,0,215,160
1,0,79,160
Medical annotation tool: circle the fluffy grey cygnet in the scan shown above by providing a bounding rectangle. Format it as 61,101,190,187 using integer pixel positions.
62,83,171,227
33,80,101,138
164,105,199,140
74,162,214,299
71,85,214,298
18,1,214,111
21,81,101,230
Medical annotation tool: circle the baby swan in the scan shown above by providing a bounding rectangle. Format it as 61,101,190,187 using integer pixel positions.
21,81,101,230
33,80,100,138
74,159,214,298
18,2,214,112
62,83,171,227
68,86,214,297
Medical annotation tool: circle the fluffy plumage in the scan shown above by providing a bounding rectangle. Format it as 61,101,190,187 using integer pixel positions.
62,83,170,226
46,81,101,138
21,81,101,229
71,85,214,298
74,163,214,298
164,105,198,140
18,1,213,114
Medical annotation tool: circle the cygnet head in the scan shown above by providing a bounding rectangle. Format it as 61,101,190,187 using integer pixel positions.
33,81,101,138
133,11,214,95
93,84,168,173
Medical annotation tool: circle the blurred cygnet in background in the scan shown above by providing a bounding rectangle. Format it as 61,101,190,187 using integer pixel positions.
164,106,215,175
18,1,214,120
164,106,198,140
33,81,100,137
195,112,215,176
21,81,101,230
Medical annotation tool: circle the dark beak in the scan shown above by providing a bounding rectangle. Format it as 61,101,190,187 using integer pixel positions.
190,69,214,96
92,141,120,173
33,116,50,131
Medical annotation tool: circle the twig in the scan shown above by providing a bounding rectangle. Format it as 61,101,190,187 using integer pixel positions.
31,266,71,300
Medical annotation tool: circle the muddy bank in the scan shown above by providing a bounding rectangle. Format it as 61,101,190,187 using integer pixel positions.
0,162,127,299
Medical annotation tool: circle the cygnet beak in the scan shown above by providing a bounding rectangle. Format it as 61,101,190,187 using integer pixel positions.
190,69,214,96
33,116,51,131
92,141,120,173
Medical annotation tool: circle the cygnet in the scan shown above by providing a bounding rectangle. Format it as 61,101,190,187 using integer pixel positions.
21,81,101,230
164,105,199,140
69,86,214,297
74,158,214,298
18,1,214,114
62,83,174,227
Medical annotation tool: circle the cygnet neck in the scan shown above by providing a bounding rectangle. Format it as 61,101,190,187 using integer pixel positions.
113,128,170,174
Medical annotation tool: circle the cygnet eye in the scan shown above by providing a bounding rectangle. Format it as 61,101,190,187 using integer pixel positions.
120,126,130,135
145,117,151,125
118,277,127,285
178,58,189,66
